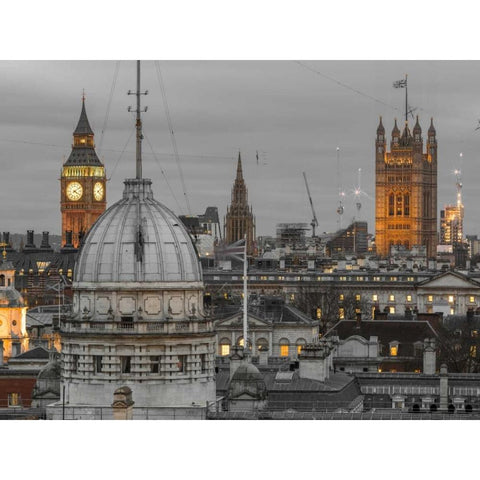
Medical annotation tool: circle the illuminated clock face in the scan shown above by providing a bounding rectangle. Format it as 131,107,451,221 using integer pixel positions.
66,181,83,201
93,182,104,201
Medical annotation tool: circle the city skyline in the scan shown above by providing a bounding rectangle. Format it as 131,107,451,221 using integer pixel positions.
1,60,480,240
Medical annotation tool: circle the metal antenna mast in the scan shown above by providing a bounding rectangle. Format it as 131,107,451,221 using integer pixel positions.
336,147,344,229
128,60,148,179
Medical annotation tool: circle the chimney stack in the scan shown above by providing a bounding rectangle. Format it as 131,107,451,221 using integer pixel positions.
439,364,449,411
40,231,53,252
298,339,334,383
23,230,37,252
61,230,77,253
423,338,436,374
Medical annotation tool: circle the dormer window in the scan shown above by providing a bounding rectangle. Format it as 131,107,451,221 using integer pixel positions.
389,342,399,356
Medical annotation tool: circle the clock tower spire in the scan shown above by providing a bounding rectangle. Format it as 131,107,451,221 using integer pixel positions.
60,94,107,248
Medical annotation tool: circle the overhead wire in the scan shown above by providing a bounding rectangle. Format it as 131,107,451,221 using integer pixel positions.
97,61,120,157
143,130,184,214
154,60,192,214
294,60,400,111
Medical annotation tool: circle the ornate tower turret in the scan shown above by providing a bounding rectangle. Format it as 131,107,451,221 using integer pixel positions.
224,152,256,256
375,117,438,258
60,95,107,248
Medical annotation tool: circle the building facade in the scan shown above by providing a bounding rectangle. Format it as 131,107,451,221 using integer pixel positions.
60,97,106,248
375,116,437,258
224,153,256,256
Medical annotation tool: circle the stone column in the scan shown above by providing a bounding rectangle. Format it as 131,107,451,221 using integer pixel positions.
439,364,449,412
111,386,134,420
423,338,436,375
0,340,3,366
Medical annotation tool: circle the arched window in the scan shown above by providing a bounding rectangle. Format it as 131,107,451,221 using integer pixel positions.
403,194,410,216
296,338,307,356
219,338,231,356
388,194,394,216
237,337,252,351
279,338,290,357
256,337,269,352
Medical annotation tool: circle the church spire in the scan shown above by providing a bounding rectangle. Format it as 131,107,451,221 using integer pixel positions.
73,94,94,136
236,151,244,181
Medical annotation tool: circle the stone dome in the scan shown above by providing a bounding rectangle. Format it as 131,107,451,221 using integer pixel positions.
228,363,268,400
75,178,202,284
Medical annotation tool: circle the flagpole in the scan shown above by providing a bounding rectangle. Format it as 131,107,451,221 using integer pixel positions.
243,235,248,356
405,74,408,123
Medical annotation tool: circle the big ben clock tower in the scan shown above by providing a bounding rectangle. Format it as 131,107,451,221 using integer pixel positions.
61,95,106,248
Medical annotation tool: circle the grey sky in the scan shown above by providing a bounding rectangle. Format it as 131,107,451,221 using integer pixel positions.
1,60,480,239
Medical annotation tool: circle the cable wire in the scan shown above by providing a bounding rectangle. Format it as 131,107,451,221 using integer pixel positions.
154,61,192,214
97,61,120,157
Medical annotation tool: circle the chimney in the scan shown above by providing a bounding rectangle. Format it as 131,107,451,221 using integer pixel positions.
258,347,269,366
23,230,37,252
40,231,53,252
111,386,134,420
2,232,13,251
439,364,449,411
355,311,362,328
423,338,436,375
298,339,334,383
61,230,77,253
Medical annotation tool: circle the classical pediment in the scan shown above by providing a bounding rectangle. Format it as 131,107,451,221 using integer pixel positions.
417,272,480,290
215,313,271,328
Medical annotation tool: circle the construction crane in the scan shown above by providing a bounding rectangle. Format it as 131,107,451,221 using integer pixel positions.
303,172,319,238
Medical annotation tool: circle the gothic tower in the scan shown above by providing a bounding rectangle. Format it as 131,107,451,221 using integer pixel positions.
60,96,106,248
375,116,437,258
224,153,256,256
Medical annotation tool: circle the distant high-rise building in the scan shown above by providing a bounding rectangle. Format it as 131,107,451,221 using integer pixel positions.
60,96,106,248
440,206,464,245
224,153,256,256
375,116,437,258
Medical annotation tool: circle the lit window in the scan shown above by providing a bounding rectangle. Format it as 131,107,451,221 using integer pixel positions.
414,369,421,373
280,345,289,357
427,295,433,302
470,346,477,358
297,345,303,355
389,294,395,302
316,308,322,319
378,368,382,373
355,294,361,301
290,294,295,301
372,294,378,302
339,294,344,301
390,345,398,356
448,295,454,304
339,307,345,319
220,344,230,356
389,306,396,314
450,307,455,315
8,393,20,407
406,295,412,302
470,296,475,303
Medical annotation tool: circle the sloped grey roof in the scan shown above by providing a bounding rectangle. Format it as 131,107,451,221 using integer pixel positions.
64,147,102,166
12,346,50,360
